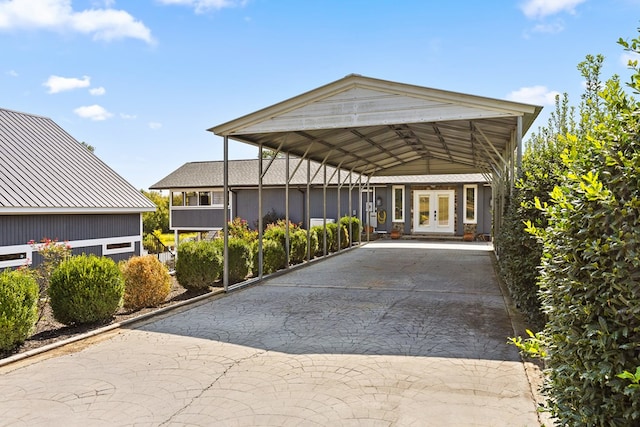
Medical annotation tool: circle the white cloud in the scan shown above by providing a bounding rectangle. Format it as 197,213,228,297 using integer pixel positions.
148,122,162,129
0,0,154,44
120,113,137,119
506,85,560,106
520,0,586,19
89,86,106,95
6,69,18,77
530,20,565,34
621,52,640,67
74,104,113,120
44,75,90,94
157,0,246,13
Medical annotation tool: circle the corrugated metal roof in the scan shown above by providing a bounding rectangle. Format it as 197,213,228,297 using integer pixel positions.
0,107,156,213
150,158,487,190
210,74,542,177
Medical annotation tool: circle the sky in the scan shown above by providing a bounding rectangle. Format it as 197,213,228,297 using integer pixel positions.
2,0,640,191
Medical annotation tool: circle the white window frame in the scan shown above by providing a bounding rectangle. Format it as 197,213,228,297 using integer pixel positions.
0,244,32,269
463,184,478,224
391,185,405,222
102,237,137,255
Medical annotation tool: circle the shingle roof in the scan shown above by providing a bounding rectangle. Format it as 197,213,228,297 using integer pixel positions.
150,158,487,190
0,108,155,212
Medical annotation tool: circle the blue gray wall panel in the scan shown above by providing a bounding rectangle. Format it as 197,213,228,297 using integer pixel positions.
171,208,228,229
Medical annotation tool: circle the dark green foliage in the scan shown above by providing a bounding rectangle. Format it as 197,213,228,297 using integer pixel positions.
289,229,308,264
49,255,124,325
0,269,39,351
141,190,170,234
325,222,349,251
213,238,251,284
311,225,329,256
339,216,361,245
308,228,319,258
251,239,287,275
176,240,221,290
530,44,640,424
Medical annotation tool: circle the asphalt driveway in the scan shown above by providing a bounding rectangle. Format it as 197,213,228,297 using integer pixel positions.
0,240,540,426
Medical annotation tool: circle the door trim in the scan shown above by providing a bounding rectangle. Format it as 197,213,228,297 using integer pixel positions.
413,190,455,234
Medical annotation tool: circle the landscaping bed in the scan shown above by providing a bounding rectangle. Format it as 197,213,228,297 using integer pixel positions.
0,277,212,361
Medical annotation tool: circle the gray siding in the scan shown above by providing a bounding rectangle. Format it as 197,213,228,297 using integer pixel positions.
171,208,228,229
0,214,140,246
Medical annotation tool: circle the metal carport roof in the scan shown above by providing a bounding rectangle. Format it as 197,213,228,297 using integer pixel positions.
207,74,542,290
209,74,542,178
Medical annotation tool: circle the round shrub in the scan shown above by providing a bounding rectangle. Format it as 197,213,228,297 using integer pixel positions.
213,237,251,284
121,255,171,310
176,240,221,290
325,223,348,251
340,216,361,244
251,239,286,275
311,225,329,256
0,269,39,351
49,255,124,325
289,229,308,264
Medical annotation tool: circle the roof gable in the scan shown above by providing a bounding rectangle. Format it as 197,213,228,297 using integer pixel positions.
0,108,155,212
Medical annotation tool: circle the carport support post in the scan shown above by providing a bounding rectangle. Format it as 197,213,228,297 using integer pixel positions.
348,170,352,246
323,164,327,256
516,116,523,177
223,135,229,291
285,152,290,268
306,158,311,262
337,168,341,252
258,144,264,279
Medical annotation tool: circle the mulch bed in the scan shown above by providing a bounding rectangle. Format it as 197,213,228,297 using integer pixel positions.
0,278,214,361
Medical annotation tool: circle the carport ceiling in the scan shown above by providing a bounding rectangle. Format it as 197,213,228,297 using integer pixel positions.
210,74,542,177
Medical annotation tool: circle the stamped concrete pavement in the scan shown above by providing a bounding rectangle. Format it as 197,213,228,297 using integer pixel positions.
0,240,541,426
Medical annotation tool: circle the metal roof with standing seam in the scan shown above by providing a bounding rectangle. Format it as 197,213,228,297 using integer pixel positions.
0,108,156,213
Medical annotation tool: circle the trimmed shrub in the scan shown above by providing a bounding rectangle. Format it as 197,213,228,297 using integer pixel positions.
326,222,349,251
213,237,252,284
0,269,39,351
339,216,361,244
49,255,124,325
311,225,329,256
176,240,221,290
121,255,171,310
289,229,308,264
228,217,257,242
251,239,286,275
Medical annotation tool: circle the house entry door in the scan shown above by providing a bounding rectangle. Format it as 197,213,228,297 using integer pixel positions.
413,190,455,233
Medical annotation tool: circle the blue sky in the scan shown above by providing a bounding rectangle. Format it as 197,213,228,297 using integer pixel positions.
2,0,639,190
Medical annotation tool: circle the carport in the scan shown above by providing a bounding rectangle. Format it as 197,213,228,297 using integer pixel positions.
209,74,542,290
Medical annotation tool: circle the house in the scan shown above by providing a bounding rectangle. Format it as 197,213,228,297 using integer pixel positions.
0,107,156,270
150,158,491,240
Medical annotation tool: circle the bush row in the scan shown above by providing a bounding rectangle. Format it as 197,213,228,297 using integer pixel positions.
0,253,172,352
176,216,360,288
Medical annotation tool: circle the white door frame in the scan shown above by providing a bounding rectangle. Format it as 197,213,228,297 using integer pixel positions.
413,190,455,233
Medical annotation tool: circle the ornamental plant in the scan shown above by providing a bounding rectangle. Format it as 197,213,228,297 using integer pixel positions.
121,255,171,310
176,240,221,290
28,238,72,321
0,269,39,351
49,255,124,325
213,237,251,284
228,217,257,242
339,215,361,245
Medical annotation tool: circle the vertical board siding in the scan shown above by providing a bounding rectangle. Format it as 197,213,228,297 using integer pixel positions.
0,214,140,246
171,208,227,229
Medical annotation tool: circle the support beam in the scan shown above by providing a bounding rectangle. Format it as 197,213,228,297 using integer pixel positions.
223,136,229,291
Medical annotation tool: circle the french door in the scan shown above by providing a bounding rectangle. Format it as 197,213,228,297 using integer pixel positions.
413,190,455,233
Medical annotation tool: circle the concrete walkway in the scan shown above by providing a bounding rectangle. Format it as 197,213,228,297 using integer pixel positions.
0,240,541,426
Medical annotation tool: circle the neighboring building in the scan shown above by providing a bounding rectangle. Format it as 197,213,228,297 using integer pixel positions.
150,158,490,240
0,107,156,270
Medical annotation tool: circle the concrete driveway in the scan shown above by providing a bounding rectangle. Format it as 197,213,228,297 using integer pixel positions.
0,240,541,426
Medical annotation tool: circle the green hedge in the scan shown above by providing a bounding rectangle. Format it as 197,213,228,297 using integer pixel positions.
0,269,39,351
49,255,124,325
339,216,360,245
213,237,252,284
176,240,221,290
251,239,286,275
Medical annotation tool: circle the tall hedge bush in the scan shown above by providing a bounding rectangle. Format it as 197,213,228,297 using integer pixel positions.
251,239,286,275
339,216,361,245
176,240,221,290
49,255,124,325
530,44,640,424
0,269,39,351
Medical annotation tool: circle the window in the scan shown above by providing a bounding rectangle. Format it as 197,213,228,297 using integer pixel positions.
0,247,31,269
212,190,224,206
392,185,405,222
171,191,184,206
463,185,477,224
199,191,211,206
185,191,198,206
103,240,135,255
